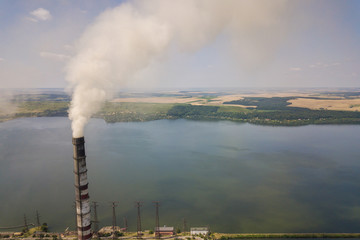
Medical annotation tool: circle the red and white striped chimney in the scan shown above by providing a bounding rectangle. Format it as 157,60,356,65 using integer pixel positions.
72,137,92,240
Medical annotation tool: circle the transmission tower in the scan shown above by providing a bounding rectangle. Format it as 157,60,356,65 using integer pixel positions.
23,214,28,232
110,202,118,237
153,201,160,238
135,201,143,239
92,202,99,235
183,218,187,233
123,217,128,232
36,210,41,227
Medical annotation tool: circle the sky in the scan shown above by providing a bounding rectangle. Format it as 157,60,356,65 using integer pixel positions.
0,0,359,90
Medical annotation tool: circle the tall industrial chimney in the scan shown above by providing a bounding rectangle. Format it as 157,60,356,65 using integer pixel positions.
72,137,92,240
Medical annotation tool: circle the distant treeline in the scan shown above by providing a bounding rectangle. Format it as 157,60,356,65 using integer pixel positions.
12,93,70,102
224,97,296,110
324,91,360,98
167,104,360,126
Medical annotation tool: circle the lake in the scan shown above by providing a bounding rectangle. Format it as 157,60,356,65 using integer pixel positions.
0,117,360,233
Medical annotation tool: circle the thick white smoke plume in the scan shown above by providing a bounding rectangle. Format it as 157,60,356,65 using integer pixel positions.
67,0,289,137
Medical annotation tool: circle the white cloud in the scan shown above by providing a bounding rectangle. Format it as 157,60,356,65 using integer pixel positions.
40,51,70,61
310,62,328,68
0,58,4,62
29,8,52,22
290,67,301,71
25,16,39,22
309,62,341,68
63,44,75,52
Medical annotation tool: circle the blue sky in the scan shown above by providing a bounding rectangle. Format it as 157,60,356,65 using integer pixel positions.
0,0,359,89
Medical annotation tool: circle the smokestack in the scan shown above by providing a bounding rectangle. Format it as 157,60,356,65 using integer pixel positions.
72,137,92,240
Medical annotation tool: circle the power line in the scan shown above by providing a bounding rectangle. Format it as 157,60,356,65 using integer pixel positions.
0,223,34,230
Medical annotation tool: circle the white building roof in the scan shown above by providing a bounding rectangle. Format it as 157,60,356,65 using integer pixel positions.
191,227,208,231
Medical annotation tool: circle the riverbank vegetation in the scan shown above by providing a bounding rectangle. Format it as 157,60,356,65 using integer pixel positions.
215,233,360,239
2,94,360,126
166,104,360,126
2,101,360,126
2,231,360,239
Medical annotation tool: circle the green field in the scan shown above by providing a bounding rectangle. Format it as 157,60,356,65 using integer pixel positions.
95,102,175,122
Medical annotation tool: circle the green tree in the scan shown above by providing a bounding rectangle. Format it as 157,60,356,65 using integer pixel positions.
41,223,48,232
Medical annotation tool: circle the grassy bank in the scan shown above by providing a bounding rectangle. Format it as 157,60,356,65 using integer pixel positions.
214,233,360,239
2,231,360,239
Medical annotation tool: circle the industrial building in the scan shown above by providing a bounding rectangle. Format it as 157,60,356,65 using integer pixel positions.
155,226,174,236
190,227,209,235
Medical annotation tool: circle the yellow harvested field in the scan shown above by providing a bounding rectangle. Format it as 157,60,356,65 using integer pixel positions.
111,97,200,104
288,98,360,111
208,95,243,104
243,92,310,98
111,95,246,105
111,92,360,111
240,92,343,99
191,102,256,108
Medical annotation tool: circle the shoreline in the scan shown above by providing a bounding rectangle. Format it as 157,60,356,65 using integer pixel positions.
215,233,360,239
2,232,360,239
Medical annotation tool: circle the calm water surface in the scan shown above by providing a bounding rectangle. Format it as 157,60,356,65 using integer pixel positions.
1,117,360,233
